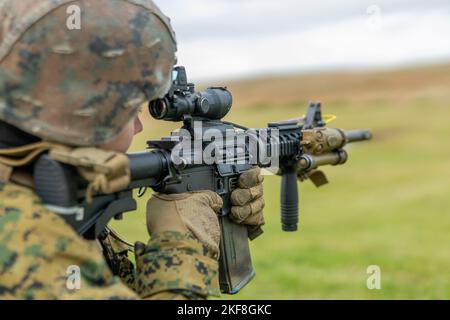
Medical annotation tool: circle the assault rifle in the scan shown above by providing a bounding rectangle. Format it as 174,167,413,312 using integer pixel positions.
33,66,372,294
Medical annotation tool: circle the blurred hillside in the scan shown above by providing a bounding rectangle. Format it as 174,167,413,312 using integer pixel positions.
111,62,450,299
225,63,450,106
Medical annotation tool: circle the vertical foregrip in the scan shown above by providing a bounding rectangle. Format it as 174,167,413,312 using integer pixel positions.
280,169,299,231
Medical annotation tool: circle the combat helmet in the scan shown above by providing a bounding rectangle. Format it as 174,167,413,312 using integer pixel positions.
0,0,177,146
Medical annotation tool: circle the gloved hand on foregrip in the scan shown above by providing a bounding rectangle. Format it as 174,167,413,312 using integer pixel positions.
134,191,223,299
230,167,265,240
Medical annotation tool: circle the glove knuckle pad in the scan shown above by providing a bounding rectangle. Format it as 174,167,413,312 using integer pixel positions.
239,167,262,188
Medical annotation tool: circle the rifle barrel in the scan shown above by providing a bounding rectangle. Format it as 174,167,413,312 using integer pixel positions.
127,151,169,189
345,129,372,143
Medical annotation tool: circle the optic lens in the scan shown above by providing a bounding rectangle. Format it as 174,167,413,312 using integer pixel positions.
149,99,168,119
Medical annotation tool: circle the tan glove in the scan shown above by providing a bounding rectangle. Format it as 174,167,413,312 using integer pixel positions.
146,190,223,260
230,167,265,239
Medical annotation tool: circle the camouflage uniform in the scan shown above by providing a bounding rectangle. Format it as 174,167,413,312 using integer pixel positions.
0,182,220,299
0,0,220,300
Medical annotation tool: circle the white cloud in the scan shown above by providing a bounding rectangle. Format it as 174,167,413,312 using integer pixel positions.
156,1,450,80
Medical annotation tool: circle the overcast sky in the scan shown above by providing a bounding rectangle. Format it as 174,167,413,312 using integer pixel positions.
156,0,450,81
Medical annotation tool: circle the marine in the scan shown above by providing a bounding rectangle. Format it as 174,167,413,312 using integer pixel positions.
0,0,265,299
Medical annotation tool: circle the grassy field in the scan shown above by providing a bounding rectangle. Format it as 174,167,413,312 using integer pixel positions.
111,63,450,299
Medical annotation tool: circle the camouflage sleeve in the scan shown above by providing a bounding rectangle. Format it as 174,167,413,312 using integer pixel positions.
0,183,220,299
135,231,221,299
100,230,137,291
101,229,221,300
0,183,138,299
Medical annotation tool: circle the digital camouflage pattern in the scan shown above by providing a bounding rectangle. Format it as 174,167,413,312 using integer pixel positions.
0,0,177,146
0,182,136,299
0,182,220,299
135,231,220,298
0,0,221,301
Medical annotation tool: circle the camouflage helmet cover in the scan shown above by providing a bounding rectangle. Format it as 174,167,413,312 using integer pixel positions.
0,0,177,146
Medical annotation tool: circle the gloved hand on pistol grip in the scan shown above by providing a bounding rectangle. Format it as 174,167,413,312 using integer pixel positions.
146,190,223,260
230,167,265,239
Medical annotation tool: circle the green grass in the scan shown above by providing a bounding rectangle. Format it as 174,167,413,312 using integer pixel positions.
110,65,450,299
